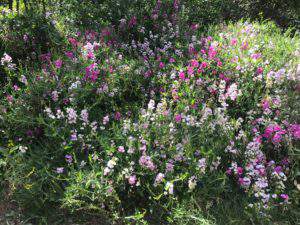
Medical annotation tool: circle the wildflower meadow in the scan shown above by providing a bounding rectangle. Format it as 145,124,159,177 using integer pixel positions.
0,0,299,224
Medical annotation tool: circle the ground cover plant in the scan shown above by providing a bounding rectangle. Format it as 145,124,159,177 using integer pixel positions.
0,1,300,224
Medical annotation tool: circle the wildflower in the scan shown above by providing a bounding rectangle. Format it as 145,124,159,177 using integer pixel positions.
188,177,197,190
148,99,155,111
159,62,165,69
1,53,12,65
198,158,206,173
179,71,185,80
257,67,263,74
165,182,174,195
65,51,74,59
107,158,117,169
166,162,174,172
80,109,89,124
114,112,121,120
261,99,270,111
226,83,239,101
280,194,289,201
289,124,300,139
174,114,182,123
70,131,77,141
154,173,165,186
241,41,248,50
19,75,28,86
103,115,110,125
169,58,175,63
66,108,77,124
56,167,64,174
200,61,208,69
65,154,73,164
230,38,237,46
19,146,28,153
54,59,62,69
51,91,59,102
139,155,156,171
118,146,125,153
128,175,137,185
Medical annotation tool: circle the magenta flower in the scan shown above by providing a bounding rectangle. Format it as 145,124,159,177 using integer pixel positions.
159,62,165,69
114,112,121,120
174,114,182,123
179,71,185,80
280,194,289,201
65,51,74,59
190,59,199,68
200,61,208,69
257,67,263,74
237,167,243,175
54,59,62,69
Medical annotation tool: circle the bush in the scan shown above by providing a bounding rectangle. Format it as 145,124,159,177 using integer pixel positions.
1,17,299,224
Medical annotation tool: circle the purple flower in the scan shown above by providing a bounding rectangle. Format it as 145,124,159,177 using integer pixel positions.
280,194,289,201
54,59,63,69
154,173,165,186
65,154,73,164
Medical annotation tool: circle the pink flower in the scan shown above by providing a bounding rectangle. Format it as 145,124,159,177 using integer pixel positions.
174,114,182,123
68,37,78,48
200,61,208,69
118,146,125,153
261,99,270,110
190,59,199,68
179,71,185,80
169,57,175,63
190,23,199,31
251,53,262,60
257,67,263,74
289,124,300,139
128,175,137,185
230,38,237,46
237,167,243,175
65,51,74,59
159,62,165,69
128,16,137,27
187,66,193,75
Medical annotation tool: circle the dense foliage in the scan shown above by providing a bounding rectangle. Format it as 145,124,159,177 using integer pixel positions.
0,1,299,224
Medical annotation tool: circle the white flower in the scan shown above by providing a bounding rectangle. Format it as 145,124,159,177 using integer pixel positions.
19,146,28,153
188,177,197,190
147,99,155,111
